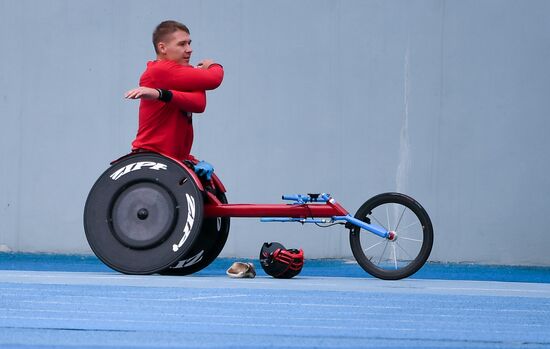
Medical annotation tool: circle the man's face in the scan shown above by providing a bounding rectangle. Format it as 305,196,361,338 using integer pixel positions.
159,30,193,65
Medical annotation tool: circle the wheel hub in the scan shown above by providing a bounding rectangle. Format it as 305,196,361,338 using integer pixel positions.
111,182,176,249
387,231,398,241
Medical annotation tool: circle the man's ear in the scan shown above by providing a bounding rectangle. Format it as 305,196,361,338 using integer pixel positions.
157,42,166,54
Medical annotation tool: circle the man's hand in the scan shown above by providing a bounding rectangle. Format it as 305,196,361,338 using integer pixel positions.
194,160,214,181
124,87,160,99
196,59,216,69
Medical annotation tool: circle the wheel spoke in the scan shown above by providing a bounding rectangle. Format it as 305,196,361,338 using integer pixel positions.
362,240,384,253
396,241,414,260
377,241,389,265
392,243,398,269
370,214,388,231
386,205,391,231
395,207,406,231
399,236,423,243
398,221,420,232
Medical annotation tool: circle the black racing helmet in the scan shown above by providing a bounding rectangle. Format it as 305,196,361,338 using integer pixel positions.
259,242,304,279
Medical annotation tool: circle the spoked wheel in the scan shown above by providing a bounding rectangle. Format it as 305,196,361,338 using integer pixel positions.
160,190,230,275
349,192,433,280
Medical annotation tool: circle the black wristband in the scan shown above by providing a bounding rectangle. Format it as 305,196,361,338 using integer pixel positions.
156,89,173,103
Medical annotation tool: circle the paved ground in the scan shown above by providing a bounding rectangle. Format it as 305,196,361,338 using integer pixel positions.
1,256,550,349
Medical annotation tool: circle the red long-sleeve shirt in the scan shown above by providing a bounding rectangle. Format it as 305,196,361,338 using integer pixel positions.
131,60,224,161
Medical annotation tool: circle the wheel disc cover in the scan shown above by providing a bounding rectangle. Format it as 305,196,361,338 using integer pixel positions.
111,182,176,249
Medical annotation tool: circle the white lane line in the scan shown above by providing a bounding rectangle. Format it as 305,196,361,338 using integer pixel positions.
0,315,351,331
0,292,250,303
0,308,546,328
426,286,550,294
0,273,336,285
189,294,248,300
4,303,548,320
3,285,549,308
5,290,548,315
1,315,548,336
9,298,401,310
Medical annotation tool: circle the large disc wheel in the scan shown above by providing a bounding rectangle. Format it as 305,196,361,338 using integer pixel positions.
160,190,230,275
84,153,204,274
349,192,433,280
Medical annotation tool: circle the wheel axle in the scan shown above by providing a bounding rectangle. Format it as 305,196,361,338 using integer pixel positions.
387,231,397,241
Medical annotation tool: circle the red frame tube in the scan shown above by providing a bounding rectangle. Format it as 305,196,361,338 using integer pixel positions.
204,201,349,218
202,173,349,218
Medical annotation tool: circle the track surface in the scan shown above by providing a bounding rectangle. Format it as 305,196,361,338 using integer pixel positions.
1,258,549,349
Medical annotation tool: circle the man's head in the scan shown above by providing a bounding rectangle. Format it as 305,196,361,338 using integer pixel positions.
153,20,193,65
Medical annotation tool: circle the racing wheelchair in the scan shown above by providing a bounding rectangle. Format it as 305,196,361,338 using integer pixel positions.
84,151,433,280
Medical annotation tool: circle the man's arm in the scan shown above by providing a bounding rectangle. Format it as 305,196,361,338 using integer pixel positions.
151,60,224,91
125,87,206,113
170,90,206,113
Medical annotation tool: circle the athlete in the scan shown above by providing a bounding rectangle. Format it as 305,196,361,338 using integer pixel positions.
125,20,223,180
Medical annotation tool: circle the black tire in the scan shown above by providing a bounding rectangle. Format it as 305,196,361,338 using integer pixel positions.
84,152,204,274
160,190,230,275
349,192,433,280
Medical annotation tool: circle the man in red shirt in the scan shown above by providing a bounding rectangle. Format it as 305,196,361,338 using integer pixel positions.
125,20,223,180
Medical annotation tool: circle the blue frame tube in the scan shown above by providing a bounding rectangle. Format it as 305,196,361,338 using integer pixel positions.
261,215,389,239
260,217,330,223
333,215,389,239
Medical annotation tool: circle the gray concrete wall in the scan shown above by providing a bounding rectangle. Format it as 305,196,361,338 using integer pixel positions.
1,0,549,265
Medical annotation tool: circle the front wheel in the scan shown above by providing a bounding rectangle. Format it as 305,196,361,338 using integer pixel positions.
349,193,433,280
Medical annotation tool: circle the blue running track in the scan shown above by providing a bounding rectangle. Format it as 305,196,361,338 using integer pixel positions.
1,254,549,349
